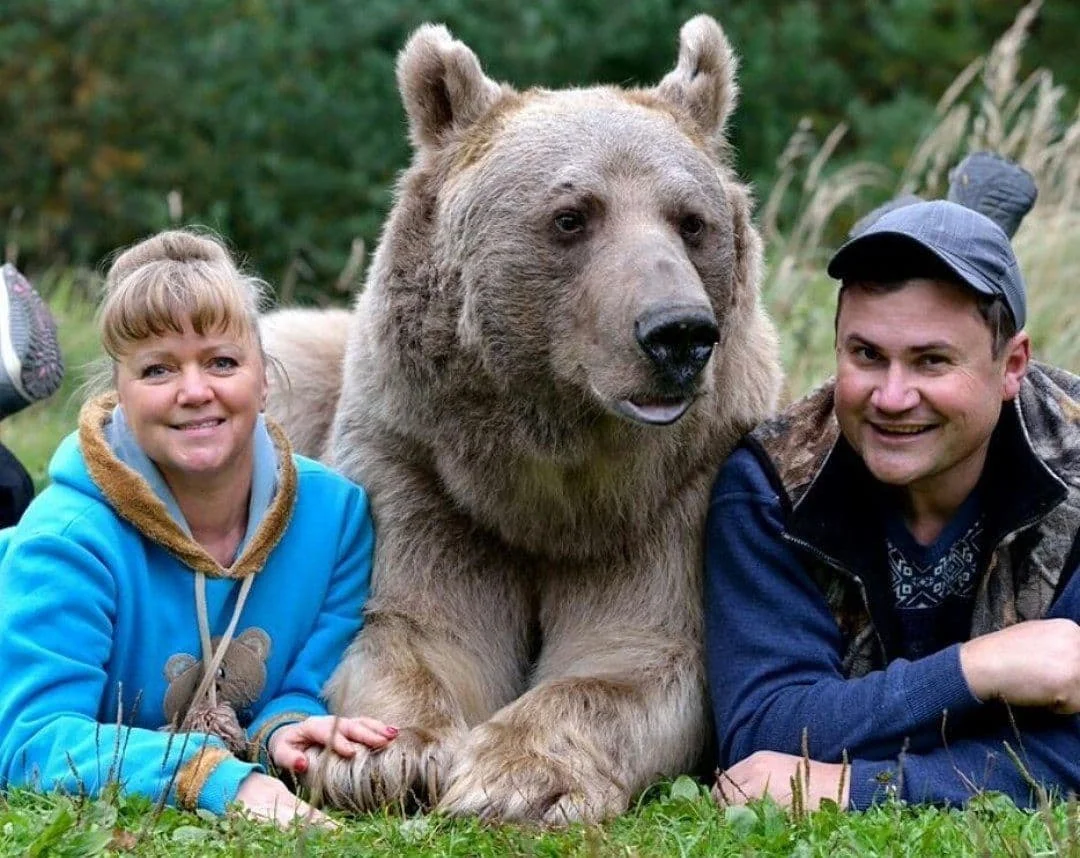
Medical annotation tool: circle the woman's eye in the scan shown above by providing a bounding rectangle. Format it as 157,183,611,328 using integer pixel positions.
210,356,239,371
140,364,168,379
679,214,706,240
553,211,586,235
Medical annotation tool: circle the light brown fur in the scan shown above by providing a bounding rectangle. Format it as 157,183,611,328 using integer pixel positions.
259,307,351,460
262,15,781,824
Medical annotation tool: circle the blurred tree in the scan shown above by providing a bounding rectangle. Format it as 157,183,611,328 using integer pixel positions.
0,0,1074,299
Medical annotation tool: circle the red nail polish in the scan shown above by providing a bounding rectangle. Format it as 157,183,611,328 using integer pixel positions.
295,757,308,772
386,726,399,737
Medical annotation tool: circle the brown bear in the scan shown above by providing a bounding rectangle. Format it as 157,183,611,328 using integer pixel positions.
261,15,782,824
261,307,351,460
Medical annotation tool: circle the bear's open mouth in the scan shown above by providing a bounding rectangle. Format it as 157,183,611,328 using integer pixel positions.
614,395,693,426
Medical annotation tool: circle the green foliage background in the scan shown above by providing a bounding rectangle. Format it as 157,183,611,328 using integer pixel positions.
2,0,1077,299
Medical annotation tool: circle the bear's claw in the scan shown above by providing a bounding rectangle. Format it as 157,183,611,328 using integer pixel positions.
437,727,629,825
302,726,459,813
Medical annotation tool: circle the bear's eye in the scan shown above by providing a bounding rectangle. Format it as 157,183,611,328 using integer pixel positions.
679,214,706,241
554,210,586,235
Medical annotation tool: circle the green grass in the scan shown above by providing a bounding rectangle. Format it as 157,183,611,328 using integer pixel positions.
1,778,1075,857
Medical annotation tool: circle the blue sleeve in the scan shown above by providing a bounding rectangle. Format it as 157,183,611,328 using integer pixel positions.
704,448,982,767
849,554,1080,810
246,484,373,758
0,530,257,814
849,717,1080,809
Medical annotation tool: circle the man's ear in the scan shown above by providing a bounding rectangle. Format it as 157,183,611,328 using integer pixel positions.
1001,331,1031,401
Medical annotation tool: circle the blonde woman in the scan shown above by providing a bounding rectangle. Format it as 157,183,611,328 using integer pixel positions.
0,230,393,826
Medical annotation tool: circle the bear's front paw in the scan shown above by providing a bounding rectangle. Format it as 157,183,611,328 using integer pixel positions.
437,725,629,825
302,726,462,813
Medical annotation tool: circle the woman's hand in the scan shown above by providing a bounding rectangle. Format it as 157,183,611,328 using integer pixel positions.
235,771,335,828
268,715,398,773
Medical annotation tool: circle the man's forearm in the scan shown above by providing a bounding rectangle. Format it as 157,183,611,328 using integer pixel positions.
847,714,1080,810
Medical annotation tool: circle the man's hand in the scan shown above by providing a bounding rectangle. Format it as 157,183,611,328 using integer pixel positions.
713,750,850,811
235,771,336,829
960,618,1080,713
268,715,398,774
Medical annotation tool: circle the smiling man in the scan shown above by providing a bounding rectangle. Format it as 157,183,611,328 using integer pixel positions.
705,199,1080,810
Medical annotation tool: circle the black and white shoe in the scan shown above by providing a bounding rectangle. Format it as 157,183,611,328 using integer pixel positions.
0,263,64,420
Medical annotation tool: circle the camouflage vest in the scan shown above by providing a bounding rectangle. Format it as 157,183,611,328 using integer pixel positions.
744,362,1080,678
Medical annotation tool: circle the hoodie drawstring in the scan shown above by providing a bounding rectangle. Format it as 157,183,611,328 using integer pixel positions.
191,570,255,710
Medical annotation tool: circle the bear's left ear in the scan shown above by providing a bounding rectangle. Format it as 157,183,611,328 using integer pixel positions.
396,24,504,151
653,15,739,148
237,627,271,661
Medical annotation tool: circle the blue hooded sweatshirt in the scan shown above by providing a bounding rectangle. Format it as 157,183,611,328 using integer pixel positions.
0,393,373,813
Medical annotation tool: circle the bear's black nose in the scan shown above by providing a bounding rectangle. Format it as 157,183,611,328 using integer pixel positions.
635,307,719,388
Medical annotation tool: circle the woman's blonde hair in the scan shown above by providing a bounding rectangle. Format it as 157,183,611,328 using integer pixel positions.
98,229,268,360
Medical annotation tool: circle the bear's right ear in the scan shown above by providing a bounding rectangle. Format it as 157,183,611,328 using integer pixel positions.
396,24,504,150
236,627,271,661
653,15,739,150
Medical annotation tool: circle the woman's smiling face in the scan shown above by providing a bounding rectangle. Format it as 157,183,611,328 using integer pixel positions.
115,319,268,494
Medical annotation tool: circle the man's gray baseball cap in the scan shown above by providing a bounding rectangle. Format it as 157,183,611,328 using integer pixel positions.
827,199,1026,329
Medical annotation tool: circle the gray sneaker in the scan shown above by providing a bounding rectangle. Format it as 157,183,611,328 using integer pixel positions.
849,152,1038,240
947,151,1038,239
0,263,64,420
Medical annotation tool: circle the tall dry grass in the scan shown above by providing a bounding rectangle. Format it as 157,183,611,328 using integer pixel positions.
762,0,1080,401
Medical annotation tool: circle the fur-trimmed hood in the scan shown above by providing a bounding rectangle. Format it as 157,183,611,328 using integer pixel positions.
58,392,298,580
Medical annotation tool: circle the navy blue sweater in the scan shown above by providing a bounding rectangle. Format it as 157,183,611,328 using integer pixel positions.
705,447,1080,810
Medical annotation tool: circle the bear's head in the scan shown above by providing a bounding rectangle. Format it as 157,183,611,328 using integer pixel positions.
370,16,771,437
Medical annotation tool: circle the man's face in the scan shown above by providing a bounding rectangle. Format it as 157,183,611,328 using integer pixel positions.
834,278,1029,506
